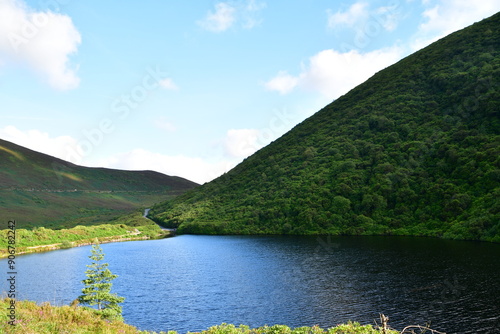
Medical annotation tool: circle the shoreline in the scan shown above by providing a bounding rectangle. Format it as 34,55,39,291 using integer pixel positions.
0,232,172,259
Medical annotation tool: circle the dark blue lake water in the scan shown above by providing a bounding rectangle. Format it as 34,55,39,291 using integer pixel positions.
1,235,499,333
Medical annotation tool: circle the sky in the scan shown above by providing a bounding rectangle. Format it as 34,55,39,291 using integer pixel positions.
0,0,499,184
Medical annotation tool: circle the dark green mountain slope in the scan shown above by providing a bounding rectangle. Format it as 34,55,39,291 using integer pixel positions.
150,13,500,242
0,139,198,228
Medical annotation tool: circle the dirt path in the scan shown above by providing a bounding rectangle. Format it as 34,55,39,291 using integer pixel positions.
144,208,176,232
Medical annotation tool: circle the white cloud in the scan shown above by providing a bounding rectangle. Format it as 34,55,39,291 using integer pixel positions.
154,117,176,132
245,0,266,12
327,1,403,41
265,47,403,100
412,0,500,51
264,71,299,95
198,0,266,32
0,125,81,162
159,78,179,91
223,129,261,158
0,0,81,90
301,48,403,98
327,2,369,29
242,0,266,29
98,149,234,184
268,1,499,100
375,5,400,32
198,2,236,32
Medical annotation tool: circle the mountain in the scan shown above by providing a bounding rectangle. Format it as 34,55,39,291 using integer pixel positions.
0,139,198,229
150,12,500,242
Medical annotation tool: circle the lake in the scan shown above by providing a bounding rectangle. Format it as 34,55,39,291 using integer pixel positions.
2,235,499,333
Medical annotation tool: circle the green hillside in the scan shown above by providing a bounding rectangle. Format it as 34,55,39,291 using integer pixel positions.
150,12,500,242
0,139,198,229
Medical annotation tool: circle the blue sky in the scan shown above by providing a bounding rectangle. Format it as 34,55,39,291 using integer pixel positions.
1,0,499,184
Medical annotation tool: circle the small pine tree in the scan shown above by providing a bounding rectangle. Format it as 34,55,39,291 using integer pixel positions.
78,243,125,320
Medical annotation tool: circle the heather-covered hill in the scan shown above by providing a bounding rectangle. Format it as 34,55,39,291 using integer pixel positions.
0,139,198,228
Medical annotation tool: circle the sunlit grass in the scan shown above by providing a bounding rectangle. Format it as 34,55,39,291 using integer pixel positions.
55,171,84,182
0,299,155,334
0,299,401,334
0,145,25,161
0,212,171,258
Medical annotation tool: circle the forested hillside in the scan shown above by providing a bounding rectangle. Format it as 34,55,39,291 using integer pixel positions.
150,12,500,242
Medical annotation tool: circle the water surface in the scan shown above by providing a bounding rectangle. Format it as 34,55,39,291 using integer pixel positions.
2,235,499,333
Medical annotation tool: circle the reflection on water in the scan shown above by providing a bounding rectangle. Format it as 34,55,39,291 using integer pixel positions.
1,235,499,333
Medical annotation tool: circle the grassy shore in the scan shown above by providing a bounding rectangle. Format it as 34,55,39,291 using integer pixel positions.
0,212,171,258
0,299,400,334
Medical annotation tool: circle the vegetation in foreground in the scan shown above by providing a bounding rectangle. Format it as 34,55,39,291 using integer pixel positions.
78,243,125,321
0,299,156,334
0,299,412,334
151,12,500,242
0,211,170,258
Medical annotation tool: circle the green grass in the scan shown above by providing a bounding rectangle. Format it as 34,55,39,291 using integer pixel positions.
0,211,171,258
0,299,402,334
0,299,160,334
0,189,183,230
186,323,399,334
